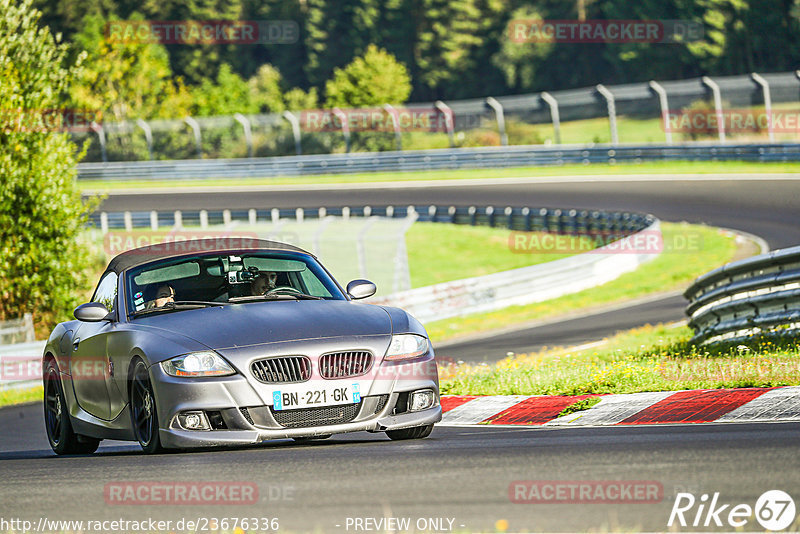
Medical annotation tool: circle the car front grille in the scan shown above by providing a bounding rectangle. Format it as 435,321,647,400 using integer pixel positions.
270,394,389,428
319,351,373,379
251,356,311,384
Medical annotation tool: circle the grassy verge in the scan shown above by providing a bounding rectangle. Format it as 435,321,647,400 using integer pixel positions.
0,386,42,408
406,223,575,287
440,324,800,396
79,160,800,191
426,222,738,344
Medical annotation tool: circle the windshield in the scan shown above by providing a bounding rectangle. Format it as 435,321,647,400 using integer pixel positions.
124,252,345,317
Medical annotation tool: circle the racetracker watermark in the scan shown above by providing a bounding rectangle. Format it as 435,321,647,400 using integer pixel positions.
508,19,703,43
664,109,800,133
299,108,462,133
104,481,262,505
510,480,663,504
105,20,298,44
0,108,101,133
508,230,703,254
103,231,262,256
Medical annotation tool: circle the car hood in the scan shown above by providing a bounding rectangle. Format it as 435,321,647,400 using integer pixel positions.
131,300,394,350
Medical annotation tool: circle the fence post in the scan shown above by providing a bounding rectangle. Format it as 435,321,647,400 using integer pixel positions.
383,104,403,151
595,84,619,145
485,97,508,146
434,100,455,147
701,76,726,143
233,113,253,157
90,121,107,163
184,117,203,158
136,119,154,160
332,107,351,153
648,81,672,145
540,92,561,144
750,73,774,143
282,111,302,155
150,211,158,230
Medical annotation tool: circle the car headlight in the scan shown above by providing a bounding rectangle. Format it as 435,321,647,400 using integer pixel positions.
384,334,429,361
161,351,236,377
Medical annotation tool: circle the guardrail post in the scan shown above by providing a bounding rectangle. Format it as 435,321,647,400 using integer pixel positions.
248,209,257,225
223,209,232,226
282,111,302,155
648,81,672,145
521,207,531,231
364,206,372,217
318,207,327,218
342,206,351,220
90,121,107,163
486,206,496,227
383,104,403,151
100,212,108,234
485,97,508,146
540,92,561,144
434,100,455,147
386,206,394,218
428,205,437,222
199,210,208,229
150,211,158,230
332,107,351,153
701,76,726,143
505,207,514,229
233,113,254,157
448,206,456,223
136,119,154,160
468,206,477,226
751,73,774,143
296,208,304,223
174,210,183,228
184,117,203,158
595,84,619,145
123,211,132,231
271,208,280,223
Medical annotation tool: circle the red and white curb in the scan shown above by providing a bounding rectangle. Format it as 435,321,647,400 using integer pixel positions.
439,386,800,427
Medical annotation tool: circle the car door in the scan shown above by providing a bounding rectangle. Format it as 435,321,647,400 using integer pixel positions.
70,272,117,421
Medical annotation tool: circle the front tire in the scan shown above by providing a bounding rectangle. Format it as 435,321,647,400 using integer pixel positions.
130,359,164,454
386,424,434,441
43,359,100,455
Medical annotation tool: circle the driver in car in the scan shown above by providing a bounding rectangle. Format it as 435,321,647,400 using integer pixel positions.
250,272,278,295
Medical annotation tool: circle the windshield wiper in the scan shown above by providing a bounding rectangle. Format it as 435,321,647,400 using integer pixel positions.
131,300,227,317
228,292,322,303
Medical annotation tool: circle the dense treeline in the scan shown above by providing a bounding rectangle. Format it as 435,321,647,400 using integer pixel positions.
32,0,800,119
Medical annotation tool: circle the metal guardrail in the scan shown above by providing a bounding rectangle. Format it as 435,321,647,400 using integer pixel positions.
90,203,655,235
685,246,800,344
77,142,800,181
0,341,45,391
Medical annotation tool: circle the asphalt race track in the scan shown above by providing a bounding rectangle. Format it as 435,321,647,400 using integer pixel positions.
2,402,800,532
93,175,799,357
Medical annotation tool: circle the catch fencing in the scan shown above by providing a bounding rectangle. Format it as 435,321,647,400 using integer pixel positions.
685,245,800,344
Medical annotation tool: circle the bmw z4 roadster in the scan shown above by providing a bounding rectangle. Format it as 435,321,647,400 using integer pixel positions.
42,238,441,454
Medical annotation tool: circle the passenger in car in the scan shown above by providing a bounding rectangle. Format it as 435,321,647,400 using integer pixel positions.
145,283,175,309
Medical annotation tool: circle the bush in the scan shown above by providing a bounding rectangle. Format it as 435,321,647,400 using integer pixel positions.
0,0,100,333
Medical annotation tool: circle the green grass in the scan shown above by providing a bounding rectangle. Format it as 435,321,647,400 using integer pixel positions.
79,160,800,192
406,223,576,287
425,222,738,344
0,386,42,408
558,397,602,417
440,324,800,396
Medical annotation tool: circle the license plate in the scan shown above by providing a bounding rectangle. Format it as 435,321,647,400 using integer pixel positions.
272,383,360,411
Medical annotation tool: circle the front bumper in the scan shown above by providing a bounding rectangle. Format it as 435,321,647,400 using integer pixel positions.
149,353,441,449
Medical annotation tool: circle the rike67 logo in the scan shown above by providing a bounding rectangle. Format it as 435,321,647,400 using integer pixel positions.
669,490,796,531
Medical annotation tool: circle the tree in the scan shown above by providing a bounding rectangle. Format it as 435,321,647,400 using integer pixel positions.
325,44,411,107
70,13,192,121
192,63,254,116
491,6,553,93
0,0,99,331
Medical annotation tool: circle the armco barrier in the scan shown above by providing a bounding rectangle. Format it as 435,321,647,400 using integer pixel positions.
685,245,800,344
370,220,661,323
0,341,45,391
77,142,800,181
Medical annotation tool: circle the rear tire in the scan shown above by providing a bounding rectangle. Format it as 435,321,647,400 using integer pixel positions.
130,359,164,454
43,359,100,455
386,424,434,441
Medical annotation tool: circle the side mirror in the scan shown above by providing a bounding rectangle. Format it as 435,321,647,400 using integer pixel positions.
74,302,110,322
346,279,377,300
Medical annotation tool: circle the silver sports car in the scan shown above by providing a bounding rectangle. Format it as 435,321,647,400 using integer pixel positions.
43,238,441,454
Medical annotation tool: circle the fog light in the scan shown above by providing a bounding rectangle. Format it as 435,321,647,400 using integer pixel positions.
179,411,211,431
409,389,435,412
